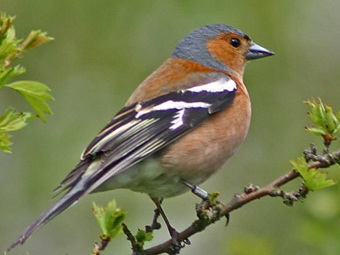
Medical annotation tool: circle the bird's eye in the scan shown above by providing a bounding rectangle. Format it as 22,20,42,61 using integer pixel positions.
230,38,241,48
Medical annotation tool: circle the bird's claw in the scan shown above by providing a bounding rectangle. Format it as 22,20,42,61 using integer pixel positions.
167,229,190,254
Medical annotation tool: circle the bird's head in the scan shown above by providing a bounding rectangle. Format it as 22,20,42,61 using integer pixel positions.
172,24,274,78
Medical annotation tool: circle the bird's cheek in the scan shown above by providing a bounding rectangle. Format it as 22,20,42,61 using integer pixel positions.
206,39,244,76
206,39,230,63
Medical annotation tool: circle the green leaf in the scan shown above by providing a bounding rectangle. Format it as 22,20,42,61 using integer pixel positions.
5,81,54,121
135,229,153,247
305,98,340,139
0,13,15,40
20,30,53,52
208,191,220,206
0,131,12,153
0,16,18,58
305,99,325,126
0,108,34,153
0,65,26,87
0,33,18,61
304,127,326,136
324,104,339,134
92,200,127,239
291,157,336,191
0,14,21,66
0,108,33,132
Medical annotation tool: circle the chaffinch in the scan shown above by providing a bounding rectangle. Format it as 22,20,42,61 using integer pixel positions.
6,24,273,253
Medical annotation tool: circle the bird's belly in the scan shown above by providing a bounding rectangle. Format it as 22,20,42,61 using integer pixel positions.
94,157,190,197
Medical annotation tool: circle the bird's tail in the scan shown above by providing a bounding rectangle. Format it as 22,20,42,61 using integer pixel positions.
5,188,85,254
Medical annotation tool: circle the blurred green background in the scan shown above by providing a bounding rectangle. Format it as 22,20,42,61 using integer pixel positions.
1,1,340,254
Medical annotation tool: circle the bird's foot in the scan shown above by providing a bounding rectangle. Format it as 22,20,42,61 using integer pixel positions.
167,227,190,254
145,207,162,233
196,193,228,224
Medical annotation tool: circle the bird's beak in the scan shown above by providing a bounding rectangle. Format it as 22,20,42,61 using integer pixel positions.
246,43,274,60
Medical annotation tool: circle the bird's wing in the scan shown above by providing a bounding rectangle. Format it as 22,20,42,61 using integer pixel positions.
57,72,237,194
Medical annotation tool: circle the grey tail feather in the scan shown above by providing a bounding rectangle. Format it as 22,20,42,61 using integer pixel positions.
4,188,85,254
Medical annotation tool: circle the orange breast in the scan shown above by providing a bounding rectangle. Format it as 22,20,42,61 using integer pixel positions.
159,86,251,184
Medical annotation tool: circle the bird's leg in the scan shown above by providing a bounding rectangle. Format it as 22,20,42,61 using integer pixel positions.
150,197,190,253
180,179,209,200
180,179,229,225
145,199,162,233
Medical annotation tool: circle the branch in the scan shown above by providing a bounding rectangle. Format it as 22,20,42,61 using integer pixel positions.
131,149,340,255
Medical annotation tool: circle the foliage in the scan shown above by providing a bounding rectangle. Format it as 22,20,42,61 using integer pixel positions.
0,13,53,153
291,99,339,192
291,156,336,191
92,200,127,240
92,200,127,255
135,229,154,247
304,98,340,146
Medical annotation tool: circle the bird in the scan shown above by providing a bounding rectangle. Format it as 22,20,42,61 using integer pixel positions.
5,24,274,253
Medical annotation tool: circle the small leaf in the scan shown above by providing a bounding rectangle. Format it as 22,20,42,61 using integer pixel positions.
0,108,34,153
291,157,336,191
0,34,17,60
5,81,54,121
0,14,18,60
305,99,324,126
304,127,326,136
0,108,33,132
92,200,127,239
208,192,220,206
0,65,26,87
0,131,12,153
0,13,15,38
20,30,53,52
324,104,339,134
304,98,340,140
135,229,153,247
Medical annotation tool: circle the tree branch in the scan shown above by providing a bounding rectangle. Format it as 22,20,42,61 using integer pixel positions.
131,149,340,255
